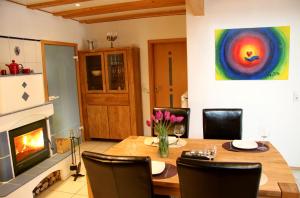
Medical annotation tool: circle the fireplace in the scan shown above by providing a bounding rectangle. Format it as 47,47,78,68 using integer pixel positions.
9,119,50,176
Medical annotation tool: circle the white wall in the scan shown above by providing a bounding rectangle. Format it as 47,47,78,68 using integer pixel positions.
0,1,86,48
86,16,186,136
0,1,87,73
187,0,300,166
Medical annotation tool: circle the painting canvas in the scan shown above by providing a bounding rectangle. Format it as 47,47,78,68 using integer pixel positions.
215,26,290,80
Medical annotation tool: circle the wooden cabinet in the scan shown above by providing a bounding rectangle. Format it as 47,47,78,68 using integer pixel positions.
79,47,143,140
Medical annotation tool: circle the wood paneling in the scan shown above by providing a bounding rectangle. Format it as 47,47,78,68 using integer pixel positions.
127,48,143,136
86,94,129,106
108,106,131,139
186,0,204,16
53,0,185,18
86,105,109,138
10,0,206,24
27,0,91,9
80,9,186,24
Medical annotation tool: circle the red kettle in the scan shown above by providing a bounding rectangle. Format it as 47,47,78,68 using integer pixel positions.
5,60,23,74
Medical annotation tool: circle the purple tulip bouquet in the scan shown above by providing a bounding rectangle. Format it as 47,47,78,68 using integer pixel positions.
146,110,184,157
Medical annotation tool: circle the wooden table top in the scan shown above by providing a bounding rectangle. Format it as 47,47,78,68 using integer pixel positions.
104,136,299,198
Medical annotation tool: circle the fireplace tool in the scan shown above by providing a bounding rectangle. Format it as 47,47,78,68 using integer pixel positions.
70,127,85,181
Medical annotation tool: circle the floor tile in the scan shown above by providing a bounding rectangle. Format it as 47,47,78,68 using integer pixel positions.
38,141,115,197
38,191,73,198
51,176,85,194
71,194,88,198
76,184,88,196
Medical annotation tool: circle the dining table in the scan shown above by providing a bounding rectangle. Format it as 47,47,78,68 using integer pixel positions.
87,136,299,198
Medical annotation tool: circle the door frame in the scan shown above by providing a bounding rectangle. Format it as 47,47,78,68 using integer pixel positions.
148,38,187,113
41,40,84,136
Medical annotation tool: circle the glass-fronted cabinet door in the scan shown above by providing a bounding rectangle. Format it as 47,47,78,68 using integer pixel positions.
84,53,105,92
105,51,128,92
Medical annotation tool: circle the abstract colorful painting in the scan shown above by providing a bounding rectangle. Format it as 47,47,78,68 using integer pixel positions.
215,26,290,80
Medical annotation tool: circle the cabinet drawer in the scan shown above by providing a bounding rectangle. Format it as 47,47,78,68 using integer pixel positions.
86,94,129,106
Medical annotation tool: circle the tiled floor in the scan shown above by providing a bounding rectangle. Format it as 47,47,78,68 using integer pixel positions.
38,140,300,197
38,140,117,198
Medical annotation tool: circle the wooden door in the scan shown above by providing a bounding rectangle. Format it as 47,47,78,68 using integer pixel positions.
149,39,187,109
86,105,109,138
108,106,131,139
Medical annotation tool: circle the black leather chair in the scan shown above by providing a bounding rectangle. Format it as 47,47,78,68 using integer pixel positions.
82,151,154,198
177,158,262,198
203,108,242,140
152,107,190,138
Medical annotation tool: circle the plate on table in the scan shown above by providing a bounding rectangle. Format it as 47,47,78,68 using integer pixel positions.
232,140,258,150
153,136,177,145
151,161,166,175
260,173,268,186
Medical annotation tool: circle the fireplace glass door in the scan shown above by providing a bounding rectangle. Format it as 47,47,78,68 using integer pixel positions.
14,128,45,163
9,119,50,176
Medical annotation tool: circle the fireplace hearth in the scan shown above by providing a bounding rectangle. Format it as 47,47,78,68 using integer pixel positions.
9,119,50,176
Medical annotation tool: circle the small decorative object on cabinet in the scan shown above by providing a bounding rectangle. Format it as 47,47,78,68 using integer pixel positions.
79,47,143,140
106,32,118,48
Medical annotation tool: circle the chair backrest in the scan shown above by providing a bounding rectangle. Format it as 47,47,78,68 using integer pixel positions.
152,107,190,138
203,108,242,140
177,158,262,198
82,151,154,198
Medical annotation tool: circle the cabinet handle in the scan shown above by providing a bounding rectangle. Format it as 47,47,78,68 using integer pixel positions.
49,96,60,101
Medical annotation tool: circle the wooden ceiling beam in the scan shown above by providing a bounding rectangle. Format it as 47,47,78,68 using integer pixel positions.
79,9,186,24
53,0,185,19
27,0,91,9
186,0,204,16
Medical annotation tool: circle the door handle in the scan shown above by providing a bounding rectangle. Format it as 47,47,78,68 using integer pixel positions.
49,96,60,101
155,86,161,93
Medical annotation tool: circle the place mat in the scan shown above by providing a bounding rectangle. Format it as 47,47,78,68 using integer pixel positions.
144,137,187,148
222,141,269,153
152,163,177,180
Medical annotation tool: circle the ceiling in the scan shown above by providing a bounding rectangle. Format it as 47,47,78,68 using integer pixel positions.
7,0,204,24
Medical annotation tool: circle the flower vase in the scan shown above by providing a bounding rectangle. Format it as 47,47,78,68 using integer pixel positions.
158,128,169,158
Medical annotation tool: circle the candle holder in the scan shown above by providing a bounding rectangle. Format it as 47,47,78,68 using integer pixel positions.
106,32,118,48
